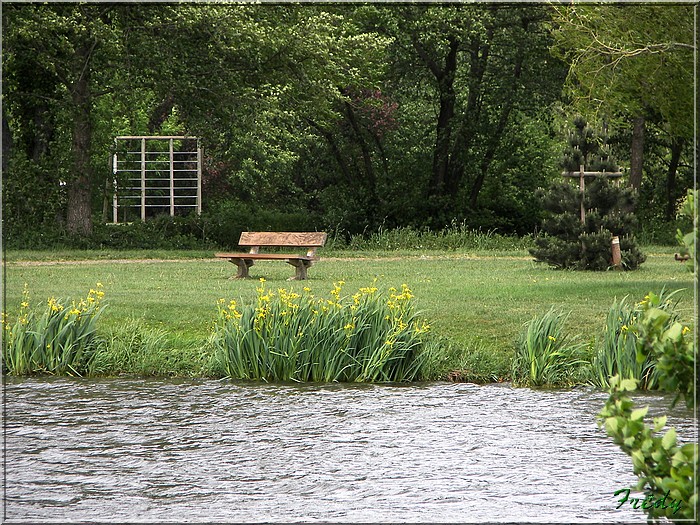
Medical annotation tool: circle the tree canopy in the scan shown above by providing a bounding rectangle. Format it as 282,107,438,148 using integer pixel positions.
1,3,694,246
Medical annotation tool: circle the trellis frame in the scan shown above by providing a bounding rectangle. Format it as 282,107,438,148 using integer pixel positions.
111,136,202,223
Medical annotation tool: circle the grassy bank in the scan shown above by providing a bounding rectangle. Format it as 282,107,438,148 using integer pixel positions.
3,247,694,382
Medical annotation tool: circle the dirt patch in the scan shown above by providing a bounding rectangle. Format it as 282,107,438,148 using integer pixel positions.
6,258,207,267
7,254,534,267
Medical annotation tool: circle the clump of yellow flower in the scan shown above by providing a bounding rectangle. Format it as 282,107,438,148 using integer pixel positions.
212,278,432,382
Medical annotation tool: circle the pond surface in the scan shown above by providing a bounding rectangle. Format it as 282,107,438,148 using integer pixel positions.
4,378,695,523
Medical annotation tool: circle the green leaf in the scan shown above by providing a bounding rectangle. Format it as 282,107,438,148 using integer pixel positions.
605,416,619,434
653,415,667,432
663,323,683,343
630,406,648,421
661,427,677,450
631,449,645,470
618,378,638,392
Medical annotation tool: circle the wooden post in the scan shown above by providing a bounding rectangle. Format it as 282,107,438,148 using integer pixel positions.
197,141,203,215
579,164,585,224
611,236,622,269
169,138,175,217
111,151,118,224
140,138,146,221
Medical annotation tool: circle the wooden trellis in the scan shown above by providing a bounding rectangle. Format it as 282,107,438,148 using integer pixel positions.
111,136,202,223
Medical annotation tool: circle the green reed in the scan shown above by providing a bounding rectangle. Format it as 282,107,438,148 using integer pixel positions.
2,284,106,376
590,289,682,390
511,307,589,387
211,279,432,382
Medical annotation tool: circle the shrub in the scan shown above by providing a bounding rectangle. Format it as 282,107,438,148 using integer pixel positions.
530,117,645,271
511,307,590,387
2,284,107,376
210,280,432,382
530,178,646,270
675,189,697,272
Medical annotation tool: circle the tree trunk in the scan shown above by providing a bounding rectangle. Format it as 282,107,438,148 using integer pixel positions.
66,43,94,236
665,138,684,221
468,22,525,209
413,36,459,197
446,32,491,198
2,107,12,172
629,116,644,191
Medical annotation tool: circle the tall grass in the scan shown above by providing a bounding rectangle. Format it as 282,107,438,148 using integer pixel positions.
89,319,209,377
345,221,532,252
511,307,590,387
590,290,682,390
211,279,432,382
2,284,106,376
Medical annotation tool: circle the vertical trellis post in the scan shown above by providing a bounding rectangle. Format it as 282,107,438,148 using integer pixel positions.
197,140,203,215
140,138,147,221
169,138,175,217
112,148,118,224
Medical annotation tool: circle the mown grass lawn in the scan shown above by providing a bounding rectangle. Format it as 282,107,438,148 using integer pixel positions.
3,247,694,380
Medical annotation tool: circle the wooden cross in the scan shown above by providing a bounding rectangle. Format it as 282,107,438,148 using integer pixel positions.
562,165,623,223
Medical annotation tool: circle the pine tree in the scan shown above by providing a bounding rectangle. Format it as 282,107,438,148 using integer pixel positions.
530,117,646,270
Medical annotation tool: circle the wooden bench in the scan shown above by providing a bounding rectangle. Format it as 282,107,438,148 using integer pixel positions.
215,232,327,280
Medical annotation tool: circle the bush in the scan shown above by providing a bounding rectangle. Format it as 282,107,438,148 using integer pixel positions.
2,284,107,376
210,280,432,382
530,177,646,270
675,189,697,272
531,116,645,271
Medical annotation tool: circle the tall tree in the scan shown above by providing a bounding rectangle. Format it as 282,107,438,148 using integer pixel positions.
4,3,124,236
550,4,694,201
373,4,566,225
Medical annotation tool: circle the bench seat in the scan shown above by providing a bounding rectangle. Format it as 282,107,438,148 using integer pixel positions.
215,232,327,280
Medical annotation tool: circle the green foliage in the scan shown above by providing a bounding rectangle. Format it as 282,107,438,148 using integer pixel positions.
346,222,532,252
634,292,696,408
511,307,589,387
551,4,694,139
599,376,697,521
210,280,432,383
591,297,652,390
531,118,646,270
2,285,106,376
90,319,210,377
531,178,646,270
590,290,682,390
675,189,697,272
598,289,696,522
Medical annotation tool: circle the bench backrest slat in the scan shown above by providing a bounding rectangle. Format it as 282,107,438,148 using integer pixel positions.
238,231,327,248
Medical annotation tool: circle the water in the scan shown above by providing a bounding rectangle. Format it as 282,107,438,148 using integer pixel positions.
4,378,695,523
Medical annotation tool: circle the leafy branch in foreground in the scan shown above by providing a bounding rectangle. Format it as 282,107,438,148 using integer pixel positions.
598,291,697,522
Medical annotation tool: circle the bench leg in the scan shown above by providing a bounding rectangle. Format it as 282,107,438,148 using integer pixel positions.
231,258,254,279
287,260,312,280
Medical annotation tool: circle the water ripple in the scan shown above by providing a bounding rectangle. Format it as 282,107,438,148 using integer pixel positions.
4,377,695,523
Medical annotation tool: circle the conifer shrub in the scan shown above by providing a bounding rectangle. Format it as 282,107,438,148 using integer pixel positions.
530,117,646,270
